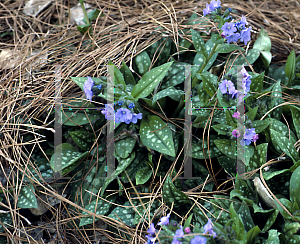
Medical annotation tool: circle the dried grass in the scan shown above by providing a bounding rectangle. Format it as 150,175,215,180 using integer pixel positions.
0,0,300,243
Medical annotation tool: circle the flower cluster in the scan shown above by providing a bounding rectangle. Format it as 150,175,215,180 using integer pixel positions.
145,213,216,244
219,64,251,102
83,76,102,101
203,0,221,16
101,102,142,124
221,16,252,45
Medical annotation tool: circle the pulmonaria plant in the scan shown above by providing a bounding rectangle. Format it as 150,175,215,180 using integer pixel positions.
145,213,216,244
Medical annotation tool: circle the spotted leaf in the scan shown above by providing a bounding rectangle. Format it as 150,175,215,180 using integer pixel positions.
290,166,300,207
140,115,175,157
162,175,190,206
108,200,137,227
135,166,152,185
250,72,264,93
199,71,218,97
214,139,237,159
115,136,136,159
134,51,151,75
291,108,300,139
152,87,184,104
69,131,95,151
249,143,268,171
131,62,173,99
18,184,38,209
269,81,283,120
270,129,300,163
50,143,89,174
191,29,206,56
215,43,244,53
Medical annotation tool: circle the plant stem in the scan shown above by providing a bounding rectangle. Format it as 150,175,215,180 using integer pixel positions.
79,0,90,25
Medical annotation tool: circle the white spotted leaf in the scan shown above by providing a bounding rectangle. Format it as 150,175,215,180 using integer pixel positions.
199,71,218,97
261,211,280,232
50,143,89,175
131,62,173,99
250,72,264,93
249,143,268,171
161,62,187,88
135,166,152,185
115,136,136,159
290,165,300,207
269,81,283,120
214,139,237,159
212,123,233,135
134,51,151,75
291,108,300,139
251,120,271,134
215,43,244,53
69,131,95,151
270,129,300,163
152,87,184,105
191,29,206,56
17,184,38,209
108,200,137,227
140,115,175,157
162,175,190,206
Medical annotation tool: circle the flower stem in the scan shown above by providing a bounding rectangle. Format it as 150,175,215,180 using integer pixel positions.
79,0,90,25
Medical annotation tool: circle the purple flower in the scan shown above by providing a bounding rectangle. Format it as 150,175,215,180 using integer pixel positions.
145,235,156,243
203,3,211,16
232,129,240,138
240,138,252,146
158,213,170,226
184,227,191,234
244,128,256,140
83,76,94,101
131,113,142,124
147,223,156,235
209,0,221,9
233,111,240,119
239,26,252,45
219,79,236,95
190,236,207,244
174,226,184,238
203,219,217,238
221,22,237,36
115,108,132,124
101,104,115,121
239,15,248,28
128,103,135,109
253,134,259,142
225,33,240,43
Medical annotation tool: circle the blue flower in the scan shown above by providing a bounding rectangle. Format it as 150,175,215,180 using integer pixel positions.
238,15,248,29
219,79,236,95
115,108,132,124
240,138,252,146
118,101,124,106
209,0,221,9
239,26,252,45
244,128,256,140
147,223,156,235
145,235,156,243
83,76,94,101
158,213,170,226
221,22,236,36
190,236,207,244
203,219,217,238
128,103,135,109
96,84,102,90
203,3,212,16
101,104,115,121
225,33,240,43
131,113,142,124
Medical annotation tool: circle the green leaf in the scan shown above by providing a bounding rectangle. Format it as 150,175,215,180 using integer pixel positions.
60,100,100,126
262,210,280,232
140,116,175,157
135,166,152,185
134,51,151,75
162,175,190,206
204,52,218,71
191,29,206,57
215,43,244,53
246,106,258,121
270,129,300,163
191,137,223,159
69,131,95,151
290,166,300,206
269,81,283,120
178,38,192,54
246,226,261,244
231,49,260,66
199,71,217,97
249,143,268,171
184,214,193,229
17,184,38,209
230,203,246,241
108,61,126,90
77,24,91,34
268,118,298,144
212,123,233,135
251,120,271,134
120,61,136,85
161,62,187,88
131,62,173,99
193,53,206,66
253,28,272,69
211,34,224,44
79,197,112,227
152,87,184,104
83,9,101,24
285,50,296,85
264,229,280,243
214,139,237,159
250,72,264,93
100,151,136,196
108,200,137,227
50,143,89,174
291,107,300,139
115,136,136,159
226,110,236,127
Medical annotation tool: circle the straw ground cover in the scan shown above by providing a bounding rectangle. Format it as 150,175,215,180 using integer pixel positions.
0,0,300,243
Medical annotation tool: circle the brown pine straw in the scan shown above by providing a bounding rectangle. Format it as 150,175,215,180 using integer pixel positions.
0,0,300,243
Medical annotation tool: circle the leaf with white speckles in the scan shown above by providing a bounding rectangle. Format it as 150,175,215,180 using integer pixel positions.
270,129,300,163
161,62,188,89
131,62,173,99
50,143,89,175
69,131,95,151
115,136,136,159
252,120,271,134
18,184,38,209
261,210,279,232
140,115,175,157
212,123,233,135
230,203,247,241
152,87,184,104
134,51,151,75
291,108,300,139
269,81,283,120
199,71,218,97
162,175,190,206
191,29,206,57
215,43,244,53
108,200,137,227
214,139,237,159
249,143,268,171
290,165,300,207
250,72,264,93
191,137,223,159
135,166,152,185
